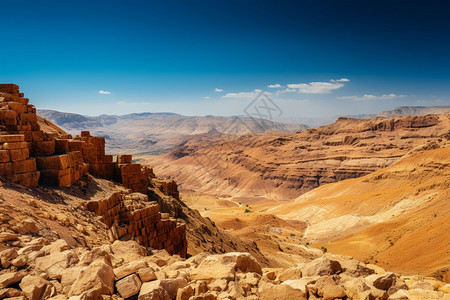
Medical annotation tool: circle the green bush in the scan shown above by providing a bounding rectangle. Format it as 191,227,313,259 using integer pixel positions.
244,209,251,213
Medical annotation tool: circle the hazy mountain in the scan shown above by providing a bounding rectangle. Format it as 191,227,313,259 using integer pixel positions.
38,110,308,155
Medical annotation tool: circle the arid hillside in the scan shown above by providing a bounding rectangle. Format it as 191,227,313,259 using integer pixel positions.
37,110,307,156
145,114,450,200
269,147,450,280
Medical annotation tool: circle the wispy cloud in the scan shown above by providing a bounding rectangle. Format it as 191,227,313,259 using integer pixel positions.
98,90,111,95
267,84,282,88
221,89,264,99
117,101,149,105
215,88,224,92
204,96,211,100
287,78,349,94
338,93,407,101
276,88,296,95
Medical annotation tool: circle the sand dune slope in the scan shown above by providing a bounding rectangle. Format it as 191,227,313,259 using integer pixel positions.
270,147,450,280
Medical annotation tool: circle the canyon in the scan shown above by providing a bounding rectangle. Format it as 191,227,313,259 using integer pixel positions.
0,83,448,299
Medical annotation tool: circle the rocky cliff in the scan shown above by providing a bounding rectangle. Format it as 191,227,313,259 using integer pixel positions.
145,113,450,200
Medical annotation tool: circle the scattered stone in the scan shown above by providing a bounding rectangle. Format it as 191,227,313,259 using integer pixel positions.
115,274,142,299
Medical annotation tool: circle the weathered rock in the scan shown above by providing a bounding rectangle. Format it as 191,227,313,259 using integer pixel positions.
0,232,18,242
159,278,188,299
41,239,70,255
208,279,228,292
138,267,157,282
258,281,307,300
314,276,346,300
17,218,39,234
277,266,302,282
139,281,170,300
0,288,22,298
114,259,148,280
190,253,262,281
35,250,79,279
0,272,25,289
281,279,309,296
19,275,48,300
68,260,114,297
115,274,142,299
366,272,397,291
302,257,342,277
78,245,112,267
176,285,194,300
111,240,146,263
0,248,18,268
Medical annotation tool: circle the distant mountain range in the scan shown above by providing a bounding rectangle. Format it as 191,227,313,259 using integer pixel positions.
277,105,450,127
37,110,308,155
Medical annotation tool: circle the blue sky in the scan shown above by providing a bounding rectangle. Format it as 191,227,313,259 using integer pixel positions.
1,0,449,118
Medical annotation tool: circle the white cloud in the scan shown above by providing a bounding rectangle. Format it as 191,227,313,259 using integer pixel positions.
276,88,296,95
267,84,282,88
337,94,407,101
221,89,265,99
331,78,350,82
98,90,111,95
287,78,349,94
116,101,149,105
204,96,211,100
215,88,224,92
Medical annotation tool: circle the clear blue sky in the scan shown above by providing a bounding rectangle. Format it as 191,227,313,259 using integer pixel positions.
1,0,449,118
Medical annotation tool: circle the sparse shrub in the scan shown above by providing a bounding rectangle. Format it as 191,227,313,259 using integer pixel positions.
322,247,327,253
244,209,251,213
290,233,295,237
306,242,309,246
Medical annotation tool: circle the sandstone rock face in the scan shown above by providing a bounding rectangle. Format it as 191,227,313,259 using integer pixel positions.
147,113,450,200
190,252,262,281
116,273,142,298
68,260,115,297
302,257,342,277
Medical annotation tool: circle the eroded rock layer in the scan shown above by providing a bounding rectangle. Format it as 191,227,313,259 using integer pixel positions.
0,84,187,258
146,113,450,199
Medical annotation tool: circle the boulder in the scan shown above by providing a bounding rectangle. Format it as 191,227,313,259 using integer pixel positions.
366,272,397,291
176,285,194,300
302,257,342,276
314,276,346,300
190,253,262,281
0,248,18,268
277,267,302,282
17,218,39,234
0,232,18,242
41,239,70,255
111,240,146,263
139,281,170,300
258,281,307,300
281,279,309,295
35,250,79,279
68,260,114,297
19,275,48,300
138,268,158,282
114,259,148,280
116,274,142,299
159,278,188,299
0,272,26,289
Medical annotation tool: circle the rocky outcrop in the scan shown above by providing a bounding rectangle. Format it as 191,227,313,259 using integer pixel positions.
84,192,187,257
0,84,187,258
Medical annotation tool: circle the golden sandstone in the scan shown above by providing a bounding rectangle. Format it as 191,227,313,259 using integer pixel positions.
0,83,187,257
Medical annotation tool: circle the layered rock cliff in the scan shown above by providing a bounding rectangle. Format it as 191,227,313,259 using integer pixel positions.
146,113,450,200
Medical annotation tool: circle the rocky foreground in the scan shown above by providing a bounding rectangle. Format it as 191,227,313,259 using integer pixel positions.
0,230,449,300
